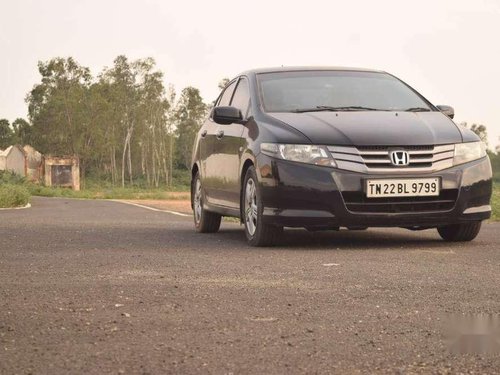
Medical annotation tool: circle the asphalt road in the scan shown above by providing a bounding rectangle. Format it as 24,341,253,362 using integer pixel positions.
1,197,499,374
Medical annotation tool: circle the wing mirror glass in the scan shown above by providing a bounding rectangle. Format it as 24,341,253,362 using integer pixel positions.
212,106,243,125
436,105,454,119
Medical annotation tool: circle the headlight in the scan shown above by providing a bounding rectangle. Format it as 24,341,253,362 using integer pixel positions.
453,141,487,166
260,143,336,167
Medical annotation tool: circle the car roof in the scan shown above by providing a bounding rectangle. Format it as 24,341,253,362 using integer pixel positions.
238,66,386,76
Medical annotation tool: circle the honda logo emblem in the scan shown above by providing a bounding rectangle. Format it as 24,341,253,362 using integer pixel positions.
389,150,410,166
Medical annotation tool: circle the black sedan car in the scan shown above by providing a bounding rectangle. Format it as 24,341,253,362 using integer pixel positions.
191,67,492,246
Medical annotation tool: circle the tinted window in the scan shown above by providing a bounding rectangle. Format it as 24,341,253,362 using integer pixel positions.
257,71,431,113
230,78,250,117
218,80,237,107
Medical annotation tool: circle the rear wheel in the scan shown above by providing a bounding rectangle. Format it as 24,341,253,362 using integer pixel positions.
437,222,482,242
243,167,282,247
192,172,221,233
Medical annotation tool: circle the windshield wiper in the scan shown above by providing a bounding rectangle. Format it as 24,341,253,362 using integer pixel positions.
292,105,380,113
405,107,431,112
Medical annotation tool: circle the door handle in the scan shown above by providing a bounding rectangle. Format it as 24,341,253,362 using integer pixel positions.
200,130,207,138
216,130,224,139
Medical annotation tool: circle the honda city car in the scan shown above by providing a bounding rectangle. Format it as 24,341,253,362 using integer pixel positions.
191,67,492,246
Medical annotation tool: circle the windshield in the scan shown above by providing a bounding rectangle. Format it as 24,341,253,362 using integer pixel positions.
257,70,433,113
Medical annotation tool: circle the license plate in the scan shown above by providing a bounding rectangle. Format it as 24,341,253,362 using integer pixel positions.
366,178,440,198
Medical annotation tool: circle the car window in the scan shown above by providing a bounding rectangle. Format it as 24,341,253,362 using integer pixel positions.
217,80,237,107
230,77,250,118
257,71,432,113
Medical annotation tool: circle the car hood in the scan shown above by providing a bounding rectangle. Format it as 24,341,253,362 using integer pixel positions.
268,111,463,146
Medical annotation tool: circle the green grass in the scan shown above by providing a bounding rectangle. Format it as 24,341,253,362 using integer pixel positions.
492,183,500,221
0,169,191,201
0,171,31,208
82,170,191,192
28,185,189,200
0,184,30,208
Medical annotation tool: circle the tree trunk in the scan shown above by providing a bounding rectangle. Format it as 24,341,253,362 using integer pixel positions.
121,131,130,188
169,134,173,186
127,134,133,185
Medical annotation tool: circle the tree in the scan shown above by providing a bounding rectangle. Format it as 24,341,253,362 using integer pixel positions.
0,119,13,149
100,55,139,186
26,57,99,186
26,58,92,153
174,87,207,169
135,58,173,187
11,118,32,145
100,56,174,187
218,78,230,90
23,54,205,188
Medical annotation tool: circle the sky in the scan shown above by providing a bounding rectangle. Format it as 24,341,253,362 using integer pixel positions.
1,0,499,149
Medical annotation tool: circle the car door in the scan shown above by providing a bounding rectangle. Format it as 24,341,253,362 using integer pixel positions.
210,77,250,208
203,79,238,204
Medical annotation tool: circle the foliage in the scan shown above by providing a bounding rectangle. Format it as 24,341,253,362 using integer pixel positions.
0,170,27,184
0,171,31,208
0,118,34,148
24,55,209,189
0,168,190,201
11,118,33,145
489,151,500,182
218,78,230,90
0,183,30,208
174,87,207,169
0,119,13,149
492,184,500,221
27,184,189,200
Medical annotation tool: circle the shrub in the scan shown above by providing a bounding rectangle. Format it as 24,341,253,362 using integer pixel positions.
0,170,26,185
0,183,30,208
492,184,500,221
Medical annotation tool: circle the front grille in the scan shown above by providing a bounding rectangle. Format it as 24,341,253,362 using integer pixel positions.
342,189,458,213
328,144,455,174
356,145,434,152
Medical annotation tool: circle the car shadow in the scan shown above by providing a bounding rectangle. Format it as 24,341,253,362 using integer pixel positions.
195,225,465,251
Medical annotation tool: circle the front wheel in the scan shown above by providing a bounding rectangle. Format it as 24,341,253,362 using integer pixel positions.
243,167,282,247
192,172,221,233
437,222,482,242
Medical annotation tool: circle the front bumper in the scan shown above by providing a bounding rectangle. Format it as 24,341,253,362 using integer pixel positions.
256,154,492,228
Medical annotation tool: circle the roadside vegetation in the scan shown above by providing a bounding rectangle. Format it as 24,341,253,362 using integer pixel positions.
0,170,190,208
0,56,211,190
0,172,30,208
492,183,500,221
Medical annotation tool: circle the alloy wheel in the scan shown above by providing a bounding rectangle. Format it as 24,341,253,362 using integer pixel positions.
194,178,202,224
245,178,258,236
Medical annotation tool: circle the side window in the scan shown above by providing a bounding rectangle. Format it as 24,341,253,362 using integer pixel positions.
217,80,237,107
230,77,250,118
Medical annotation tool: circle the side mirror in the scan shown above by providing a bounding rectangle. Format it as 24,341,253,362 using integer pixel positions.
436,105,454,119
213,106,242,125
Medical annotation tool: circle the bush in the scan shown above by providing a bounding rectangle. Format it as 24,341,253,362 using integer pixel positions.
492,184,500,221
489,152,500,183
172,169,191,189
0,170,26,185
0,183,30,208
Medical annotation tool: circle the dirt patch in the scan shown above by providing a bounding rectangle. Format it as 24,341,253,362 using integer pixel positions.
161,192,190,199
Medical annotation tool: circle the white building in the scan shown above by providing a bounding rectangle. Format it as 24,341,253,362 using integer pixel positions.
0,145,26,176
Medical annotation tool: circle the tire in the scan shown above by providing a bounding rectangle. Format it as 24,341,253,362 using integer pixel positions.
242,167,283,247
192,172,221,233
437,221,482,242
